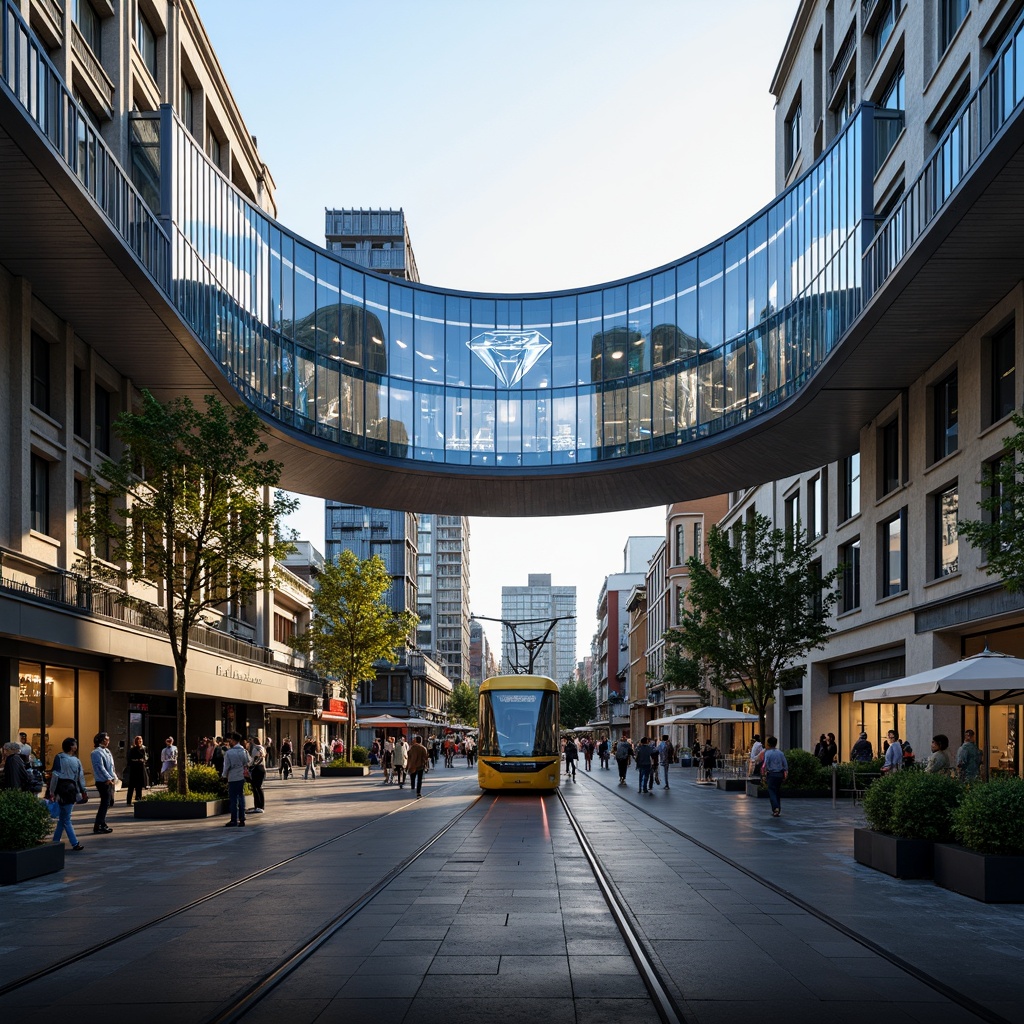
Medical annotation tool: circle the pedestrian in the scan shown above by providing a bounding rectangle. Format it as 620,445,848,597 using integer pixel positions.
701,740,718,782
956,728,983,781
748,734,764,779
658,734,674,789
221,732,251,827
614,737,632,785
406,735,429,799
598,738,610,770
635,737,654,793
18,731,33,761
465,734,476,768
264,736,276,770
212,737,227,774
249,735,267,813
302,736,317,780
160,736,178,782
882,730,904,773
90,731,117,834
428,735,439,768
124,735,149,805
825,732,838,765
651,741,661,787
850,732,873,762
564,736,579,781
382,735,395,783
2,741,32,790
279,736,293,779
49,737,87,851
761,735,788,817
394,735,409,787
813,733,830,766
925,734,952,773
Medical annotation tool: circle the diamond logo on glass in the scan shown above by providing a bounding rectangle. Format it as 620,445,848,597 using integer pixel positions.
467,329,552,388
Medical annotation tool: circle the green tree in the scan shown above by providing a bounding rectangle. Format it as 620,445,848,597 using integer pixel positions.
559,679,597,730
446,681,478,726
81,391,297,795
959,410,1024,589
292,550,417,753
663,512,842,740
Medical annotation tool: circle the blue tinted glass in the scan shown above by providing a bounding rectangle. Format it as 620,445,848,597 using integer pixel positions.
698,247,724,349
389,284,414,380
724,232,746,341
414,290,444,384
294,243,315,329
677,259,697,342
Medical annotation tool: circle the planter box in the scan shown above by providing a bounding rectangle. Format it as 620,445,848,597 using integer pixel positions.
319,766,370,777
746,782,832,799
134,799,228,820
715,778,747,792
0,842,65,885
854,828,934,879
934,843,1024,903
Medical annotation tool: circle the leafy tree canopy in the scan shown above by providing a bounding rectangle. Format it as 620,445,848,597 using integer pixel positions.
663,512,841,739
81,391,296,794
959,410,1024,591
446,682,478,727
559,679,597,730
292,549,418,750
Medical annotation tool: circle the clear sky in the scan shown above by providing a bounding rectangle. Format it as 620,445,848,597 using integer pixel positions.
197,0,797,660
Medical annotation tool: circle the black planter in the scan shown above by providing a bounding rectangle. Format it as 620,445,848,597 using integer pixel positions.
746,782,831,798
133,799,228,820
319,766,370,777
933,843,1024,903
0,842,65,885
715,778,747,792
853,828,934,879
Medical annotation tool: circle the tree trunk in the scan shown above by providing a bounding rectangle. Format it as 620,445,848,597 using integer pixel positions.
175,661,188,796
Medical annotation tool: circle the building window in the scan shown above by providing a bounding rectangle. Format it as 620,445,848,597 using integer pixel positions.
833,75,857,130
785,491,801,542
181,77,195,137
692,522,703,562
880,63,905,112
73,478,85,550
93,491,111,561
206,128,222,168
73,366,85,438
872,0,903,63
135,7,157,78
843,452,861,521
30,455,49,535
840,538,861,612
273,613,296,645
880,418,900,496
934,485,959,577
881,509,907,597
808,473,824,539
674,523,686,565
30,333,50,415
984,454,1011,558
785,98,802,172
94,385,111,453
932,369,958,462
72,0,101,57
939,0,969,54
990,321,1015,424
809,558,823,617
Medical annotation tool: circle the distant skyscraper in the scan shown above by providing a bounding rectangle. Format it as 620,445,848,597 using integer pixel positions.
324,208,420,281
417,514,472,685
500,574,576,682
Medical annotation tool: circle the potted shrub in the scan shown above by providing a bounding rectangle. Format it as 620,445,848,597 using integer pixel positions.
0,790,62,884
135,764,229,819
935,777,1024,902
320,748,370,778
855,770,961,878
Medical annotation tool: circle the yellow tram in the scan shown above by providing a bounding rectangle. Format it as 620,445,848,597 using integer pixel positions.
477,675,561,791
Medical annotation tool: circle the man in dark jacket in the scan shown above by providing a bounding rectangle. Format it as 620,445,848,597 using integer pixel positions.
563,737,579,781
850,732,874,761
635,737,654,793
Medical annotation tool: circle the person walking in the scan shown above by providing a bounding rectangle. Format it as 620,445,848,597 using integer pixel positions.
658,734,675,789
279,737,293,779
302,736,317,780
464,734,476,768
406,735,429,799
614,737,632,785
850,732,874,762
221,732,251,827
598,738,610,770
563,736,579,781
124,736,149,805
49,737,87,851
160,736,178,783
381,736,395,784
748,734,764,780
428,735,439,768
393,735,409,788
90,731,117,834
956,729,983,781
635,737,654,793
249,735,267,814
761,735,788,818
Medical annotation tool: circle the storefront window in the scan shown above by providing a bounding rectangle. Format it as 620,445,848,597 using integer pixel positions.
838,692,906,759
18,661,101,781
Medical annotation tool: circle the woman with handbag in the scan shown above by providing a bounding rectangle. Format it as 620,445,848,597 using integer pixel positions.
48,736,87,851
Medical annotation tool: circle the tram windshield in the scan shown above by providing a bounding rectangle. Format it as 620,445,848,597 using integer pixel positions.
479,689,559,757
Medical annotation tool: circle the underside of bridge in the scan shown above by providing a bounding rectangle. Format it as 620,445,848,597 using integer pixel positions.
3,89,1024,516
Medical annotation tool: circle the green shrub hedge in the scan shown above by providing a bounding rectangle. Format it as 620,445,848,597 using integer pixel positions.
0,790,54,850
951,776,1024,855
862,768,962,840
351,745,368,765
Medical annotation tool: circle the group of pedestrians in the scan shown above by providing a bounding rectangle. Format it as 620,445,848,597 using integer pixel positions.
602,735,676,791
371,734,430,797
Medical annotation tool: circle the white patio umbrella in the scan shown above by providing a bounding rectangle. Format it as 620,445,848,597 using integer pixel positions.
356,714,412,728
672,707,759,724
851,649,1024,766
646,714,694,727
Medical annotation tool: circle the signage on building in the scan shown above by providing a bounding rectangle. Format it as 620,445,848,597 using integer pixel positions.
215,664,264,685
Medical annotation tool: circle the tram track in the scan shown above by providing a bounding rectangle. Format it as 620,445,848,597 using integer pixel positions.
585,772,1013,1024
0,787,481,1002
